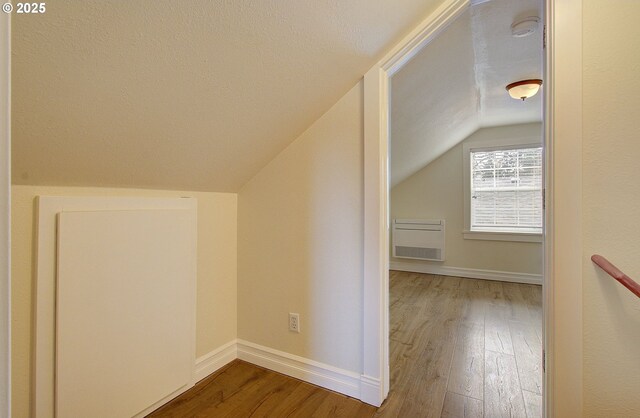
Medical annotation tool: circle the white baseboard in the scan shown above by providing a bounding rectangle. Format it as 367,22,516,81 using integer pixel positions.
359,375,383,407
194,339,238,383
189,339,382,406
236,339,364,400
389,261,542,285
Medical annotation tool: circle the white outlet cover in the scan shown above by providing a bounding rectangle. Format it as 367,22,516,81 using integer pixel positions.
288,313,300,333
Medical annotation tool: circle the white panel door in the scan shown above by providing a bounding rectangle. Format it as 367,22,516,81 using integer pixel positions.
55,209,196,418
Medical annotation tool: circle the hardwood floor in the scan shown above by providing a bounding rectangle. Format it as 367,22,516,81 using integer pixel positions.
150,272,542,417
375,271,542,418
147,360,377,417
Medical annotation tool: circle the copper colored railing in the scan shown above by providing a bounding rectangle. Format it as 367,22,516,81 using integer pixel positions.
591,254,640,298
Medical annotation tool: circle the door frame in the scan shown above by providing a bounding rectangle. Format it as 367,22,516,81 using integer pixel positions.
361,0,584,416
1,11,11,418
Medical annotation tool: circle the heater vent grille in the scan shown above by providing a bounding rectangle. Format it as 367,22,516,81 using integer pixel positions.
395,246,441,260
392,219,445,261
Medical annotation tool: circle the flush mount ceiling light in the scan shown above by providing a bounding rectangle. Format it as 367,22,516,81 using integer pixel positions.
511,16,540,37
506,79,543,101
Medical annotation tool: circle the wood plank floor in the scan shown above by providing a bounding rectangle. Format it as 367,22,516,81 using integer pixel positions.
375,271,542,418
149,272,542,417
147,360,377,417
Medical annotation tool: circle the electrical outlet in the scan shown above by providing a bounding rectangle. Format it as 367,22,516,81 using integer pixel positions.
288,313,300,333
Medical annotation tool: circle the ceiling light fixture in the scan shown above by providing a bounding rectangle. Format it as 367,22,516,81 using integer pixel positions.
506,79,543,101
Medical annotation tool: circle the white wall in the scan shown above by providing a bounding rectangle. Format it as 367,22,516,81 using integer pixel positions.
238,81,364,373
582,1,640,415
390,123,543,275
11,185,237,418
1,11,10,418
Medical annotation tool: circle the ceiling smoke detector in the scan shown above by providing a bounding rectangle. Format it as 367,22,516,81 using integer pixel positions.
511,16,540,38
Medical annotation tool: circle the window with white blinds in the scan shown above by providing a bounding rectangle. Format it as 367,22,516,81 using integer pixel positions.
470,146,543,233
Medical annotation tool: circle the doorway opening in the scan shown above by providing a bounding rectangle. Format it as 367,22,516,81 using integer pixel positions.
364,0,547,416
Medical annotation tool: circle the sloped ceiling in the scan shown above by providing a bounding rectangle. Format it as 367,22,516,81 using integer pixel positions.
390,0,543,187
12,0,445,192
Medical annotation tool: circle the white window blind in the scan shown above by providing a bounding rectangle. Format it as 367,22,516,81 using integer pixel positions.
470,146,543,233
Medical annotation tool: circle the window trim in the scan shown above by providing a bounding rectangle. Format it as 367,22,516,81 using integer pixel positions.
463,134,543,242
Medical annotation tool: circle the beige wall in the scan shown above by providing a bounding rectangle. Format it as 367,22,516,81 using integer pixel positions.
582,1,640,415
238,81,364,373
11,185,237,418
390,123,543,275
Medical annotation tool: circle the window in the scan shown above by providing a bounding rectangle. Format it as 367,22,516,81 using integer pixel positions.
470,146,543,234
462,136,543,242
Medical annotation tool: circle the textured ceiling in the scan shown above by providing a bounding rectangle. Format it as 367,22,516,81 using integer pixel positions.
12,0,444,192
390,0,543,187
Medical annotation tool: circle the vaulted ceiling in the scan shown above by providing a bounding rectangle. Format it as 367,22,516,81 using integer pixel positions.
12,0,445,192
390,0,543,187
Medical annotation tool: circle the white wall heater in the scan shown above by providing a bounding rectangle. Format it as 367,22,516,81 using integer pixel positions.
392,219,445,261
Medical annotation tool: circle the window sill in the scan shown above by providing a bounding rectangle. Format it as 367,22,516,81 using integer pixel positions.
463,230,543,243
